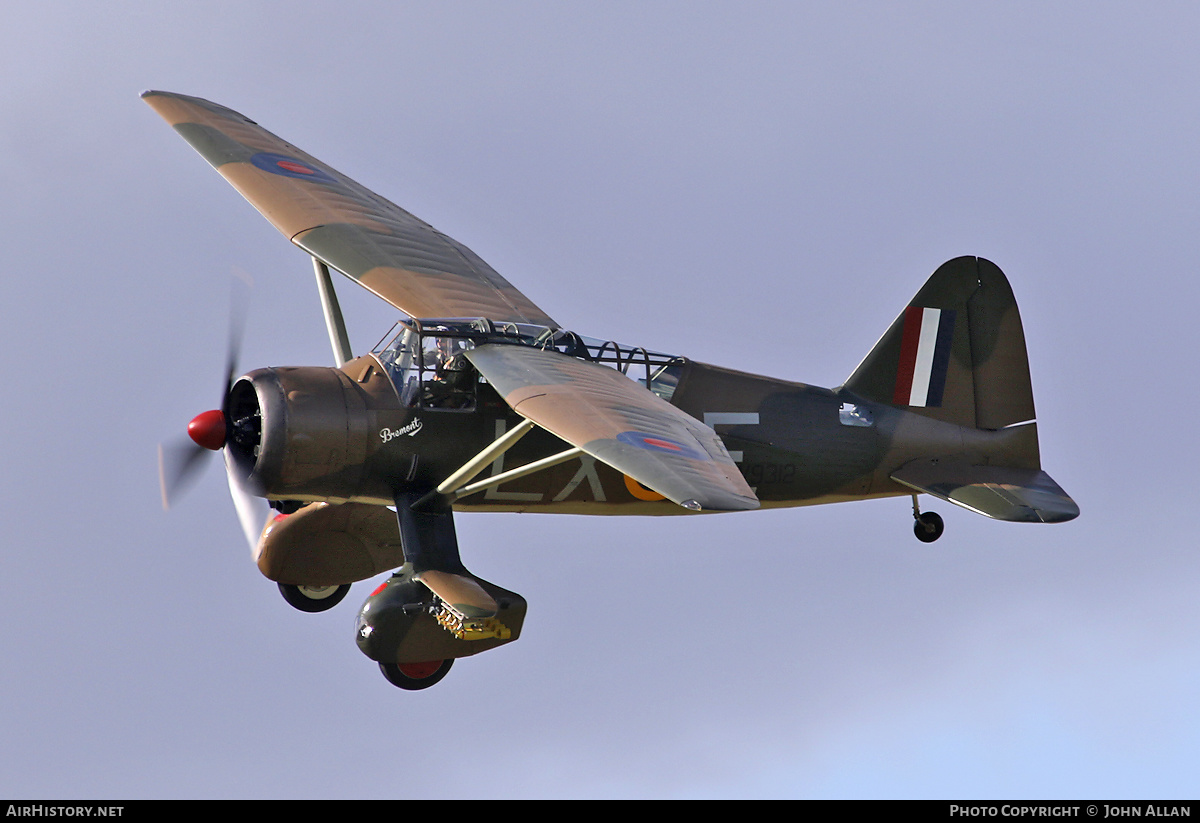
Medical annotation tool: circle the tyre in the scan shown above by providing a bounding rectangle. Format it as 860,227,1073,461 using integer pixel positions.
278,583,351,612
379,659,454,690
913,511,944,543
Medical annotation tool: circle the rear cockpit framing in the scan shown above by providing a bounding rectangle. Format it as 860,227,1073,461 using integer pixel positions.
372,317,686,410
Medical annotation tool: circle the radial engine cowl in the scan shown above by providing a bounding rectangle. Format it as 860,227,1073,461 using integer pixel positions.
225,367,369,501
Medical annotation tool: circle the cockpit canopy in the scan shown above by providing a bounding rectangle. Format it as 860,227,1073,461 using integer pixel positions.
372,318,685,410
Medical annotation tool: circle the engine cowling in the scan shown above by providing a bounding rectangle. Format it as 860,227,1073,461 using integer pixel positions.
226,366,371,502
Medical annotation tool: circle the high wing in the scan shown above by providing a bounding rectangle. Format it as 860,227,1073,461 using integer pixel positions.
141,90,556,326
465,345,760,512
147,91,756,513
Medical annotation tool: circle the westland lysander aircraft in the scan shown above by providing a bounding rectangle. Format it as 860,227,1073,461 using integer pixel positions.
148,91,1078,690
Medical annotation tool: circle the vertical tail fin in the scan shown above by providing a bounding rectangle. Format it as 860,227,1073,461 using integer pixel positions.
850,257,1078,522
843,256,1035,431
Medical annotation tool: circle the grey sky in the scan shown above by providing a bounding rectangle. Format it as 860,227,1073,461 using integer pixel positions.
2,2,1196,798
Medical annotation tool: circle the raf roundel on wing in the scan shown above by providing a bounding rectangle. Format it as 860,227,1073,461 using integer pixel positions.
250,152,335,183
616,431,710,461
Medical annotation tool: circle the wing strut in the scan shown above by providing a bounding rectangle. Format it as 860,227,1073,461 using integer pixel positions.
434,418,536,497
312,258,353,366
452,446,584,499
416,417,586,508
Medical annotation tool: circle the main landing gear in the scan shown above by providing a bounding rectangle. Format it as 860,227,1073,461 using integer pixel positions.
911,494,944,543
379,659,454,691
279,583,351,612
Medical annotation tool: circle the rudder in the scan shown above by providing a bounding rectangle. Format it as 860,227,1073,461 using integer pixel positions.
843,257,1036,432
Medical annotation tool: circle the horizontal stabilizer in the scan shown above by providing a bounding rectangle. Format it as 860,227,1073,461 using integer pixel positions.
891,458,1079,523
465,345,759,512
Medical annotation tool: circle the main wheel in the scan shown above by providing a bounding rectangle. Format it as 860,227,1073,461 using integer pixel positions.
913,511,944,543
278,583,351,613
379,659,454,690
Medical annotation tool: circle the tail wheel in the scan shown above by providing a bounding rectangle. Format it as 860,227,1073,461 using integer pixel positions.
278,583,351,612
379,658,454,690
913,511,944,543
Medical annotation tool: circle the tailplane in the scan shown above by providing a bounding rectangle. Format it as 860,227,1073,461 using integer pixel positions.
890,457,1079,523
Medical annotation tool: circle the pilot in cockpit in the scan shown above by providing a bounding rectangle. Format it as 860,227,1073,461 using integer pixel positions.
421,337,474,409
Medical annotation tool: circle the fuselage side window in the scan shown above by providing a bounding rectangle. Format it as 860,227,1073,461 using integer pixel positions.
376,326,421,406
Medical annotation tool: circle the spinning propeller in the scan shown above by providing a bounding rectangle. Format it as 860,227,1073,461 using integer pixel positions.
157,275,268,553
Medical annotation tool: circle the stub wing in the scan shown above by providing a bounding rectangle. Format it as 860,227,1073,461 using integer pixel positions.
891,457,1079,523
465,345,760,512
141,90,556,327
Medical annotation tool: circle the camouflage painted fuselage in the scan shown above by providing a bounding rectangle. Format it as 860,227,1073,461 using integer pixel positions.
237,353,1037,517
